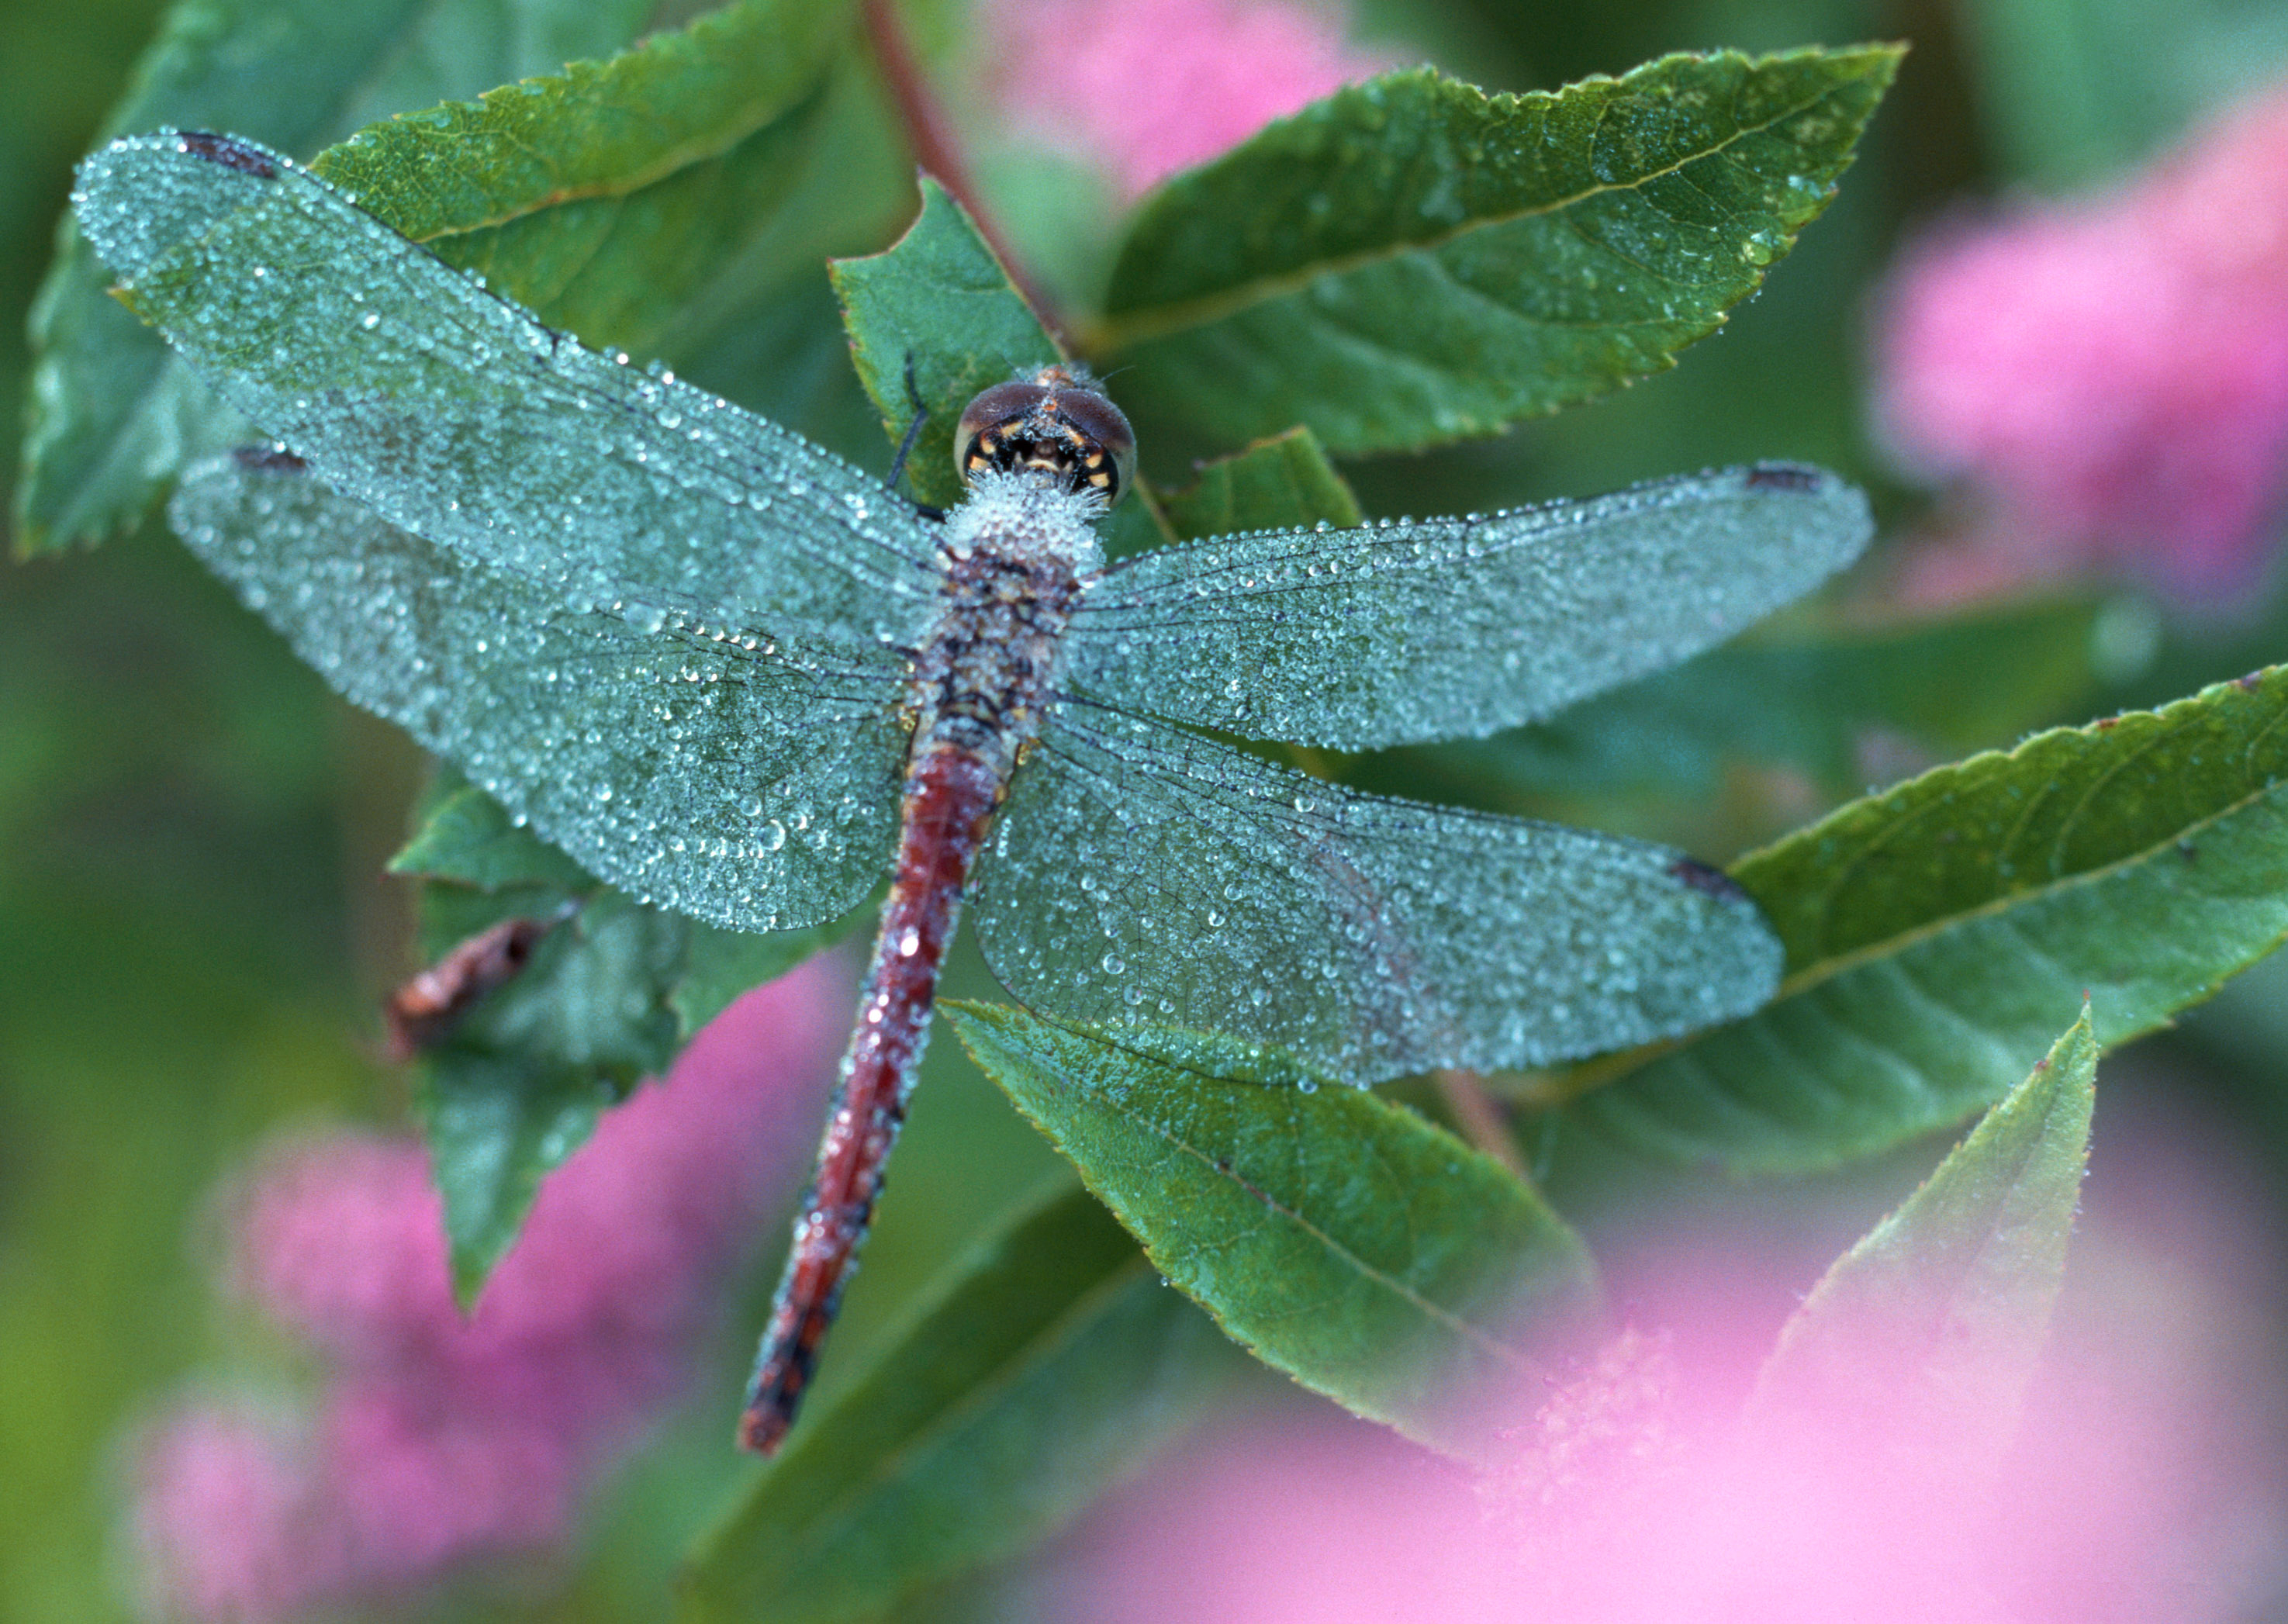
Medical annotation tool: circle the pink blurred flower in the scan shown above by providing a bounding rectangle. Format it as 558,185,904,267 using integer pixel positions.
130,960,845,1622
1872,82,2288,607
1052,1156,2288,1624
980,0,1396,199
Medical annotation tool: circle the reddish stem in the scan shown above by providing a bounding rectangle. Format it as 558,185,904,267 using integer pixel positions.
859,0,1070,348
1435,1069,1529,1178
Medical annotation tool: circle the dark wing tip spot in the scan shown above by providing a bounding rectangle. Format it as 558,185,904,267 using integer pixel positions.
178,132,278,178
232,445,307,473
1743,463,1823,494
1668,855,1751,905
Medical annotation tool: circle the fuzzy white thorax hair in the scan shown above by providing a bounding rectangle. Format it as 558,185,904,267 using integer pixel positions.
938,469,1108,577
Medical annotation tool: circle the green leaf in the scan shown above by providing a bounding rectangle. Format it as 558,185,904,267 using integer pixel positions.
947,1004,1597,1462
831,178,1170,558
415,883,687,1303
672,912,870,1039
372,39,913,466
421,76,838,358
393,776,868,1300
1417,597,2103,800
1097,49,1900,456
308,0,854,241
1747,1009,2094,1477
683,1185,1238,1624
1555,666,2288,1174
583,53,913,437
1153,426,1363,541
16,0,656,553
831,177,1063,513
389,779,589,891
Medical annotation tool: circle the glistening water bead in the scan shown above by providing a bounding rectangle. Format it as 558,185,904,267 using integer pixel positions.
77,129,1873,1454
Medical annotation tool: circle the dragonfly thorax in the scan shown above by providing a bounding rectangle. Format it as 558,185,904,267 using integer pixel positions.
910,472,1101,772
955,365,1135,506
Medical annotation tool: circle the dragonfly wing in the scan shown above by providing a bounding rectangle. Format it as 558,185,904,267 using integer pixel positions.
174,452,908,932
74,133,941,651
970,704,1779,1087
1064,465,1872,751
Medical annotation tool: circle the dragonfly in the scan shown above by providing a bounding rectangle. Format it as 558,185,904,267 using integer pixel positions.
74,131,1872,1455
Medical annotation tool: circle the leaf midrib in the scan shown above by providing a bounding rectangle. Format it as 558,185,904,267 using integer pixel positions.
1540,774,2288,1104
1089,1083,1539,1370
1096,64,1863,349
313,0,843,242
1779,776,2288,1003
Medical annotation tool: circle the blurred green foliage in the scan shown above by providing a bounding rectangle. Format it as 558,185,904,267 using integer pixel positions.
9,2,2288,1622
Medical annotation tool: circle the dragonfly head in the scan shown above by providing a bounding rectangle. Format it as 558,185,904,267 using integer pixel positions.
956,365,1135,506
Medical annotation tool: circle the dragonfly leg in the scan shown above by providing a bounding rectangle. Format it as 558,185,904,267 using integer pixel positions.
886,351,944,520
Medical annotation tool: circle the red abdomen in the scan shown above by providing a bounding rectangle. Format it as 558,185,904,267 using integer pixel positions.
738,741,1002,1453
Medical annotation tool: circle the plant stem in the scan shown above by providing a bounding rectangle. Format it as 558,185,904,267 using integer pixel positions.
860,0,1069,348
1435,1069,1529,1177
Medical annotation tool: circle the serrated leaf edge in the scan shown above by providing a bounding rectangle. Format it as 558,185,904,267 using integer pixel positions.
1543,671,2288,1101
948,1003,1540,1373
1097,46,1901,348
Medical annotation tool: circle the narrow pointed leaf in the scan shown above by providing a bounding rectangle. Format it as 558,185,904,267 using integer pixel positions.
389,779,589,891
17,0,657,552
1153,427,1362,540
671,905,874,1039
1747,1010,2095,1477
683,1187,1238,1624
1099,48,1900,455
948,1004,1597,1462
394,777,868,1300
1557,667,2288,1173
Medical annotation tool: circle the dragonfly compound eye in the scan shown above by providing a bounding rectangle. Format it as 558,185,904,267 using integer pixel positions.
955,366,1135,505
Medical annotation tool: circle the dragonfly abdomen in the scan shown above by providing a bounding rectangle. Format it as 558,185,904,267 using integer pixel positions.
738,738,1004,1454
741,480,1103,1454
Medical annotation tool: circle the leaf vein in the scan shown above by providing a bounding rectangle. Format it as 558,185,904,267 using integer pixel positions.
1101,71,1867,344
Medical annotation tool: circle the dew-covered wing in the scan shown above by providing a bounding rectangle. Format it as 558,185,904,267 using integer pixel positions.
970,705,1780,1086
73,133,939,651
1064,466,1872,751
174,452,908,932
